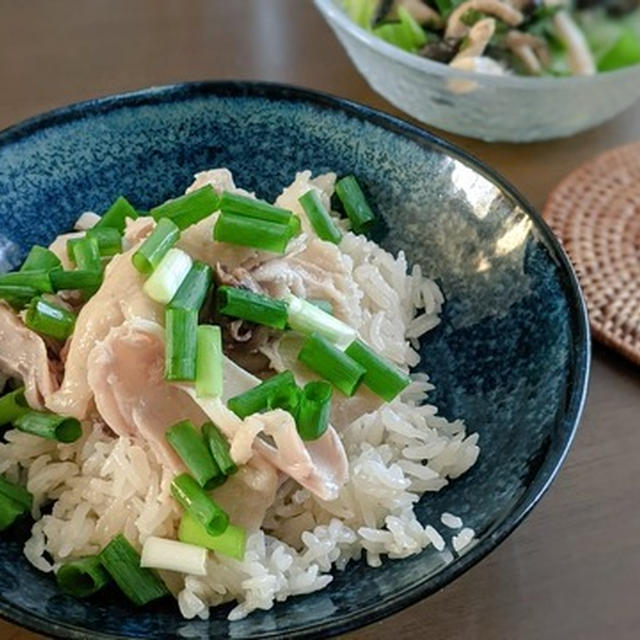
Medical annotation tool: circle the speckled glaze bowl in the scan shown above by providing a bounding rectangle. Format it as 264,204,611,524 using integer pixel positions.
0,82,589,639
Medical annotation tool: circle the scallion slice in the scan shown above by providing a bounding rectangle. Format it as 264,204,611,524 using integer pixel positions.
0,494,26,531
86,226,122,257
297,381,332,441
308,299,333,315
217,286,288,330
178,512,246,560
0,285,38,309
171,473,229,536
143,248,192,304
164,308,198,381
0,386,29,426
99,534,169,606
0,270,53,294
0,475,32,511
227,370,296,418
132,218,180,275
20,246,61,272
169,261,212,312
50,269,103,293
25,297,76,340
345,339,411,401
285,294,356,348
299,190,342,244
96,196,138,232
335,175,376,234
214,213,291,254
140,536,207,576
267,384,302,417
195,325,223,398
165,420,221,489
68,236,102,273
56,556,110,597
151,185,219,230
219,191,292,225
297,333,365,396
202,422,237,477
14,410,82,443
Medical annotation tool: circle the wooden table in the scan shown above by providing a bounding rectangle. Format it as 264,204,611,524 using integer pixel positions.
1,2,638,639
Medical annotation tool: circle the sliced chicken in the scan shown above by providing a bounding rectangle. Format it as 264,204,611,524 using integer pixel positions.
48,232,83,270
45,244,163,419
0,302,58,408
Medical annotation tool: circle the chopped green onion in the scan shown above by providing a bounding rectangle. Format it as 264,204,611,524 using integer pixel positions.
20,246,61,272
165,420,221,489
196,325,223,398
0,386,29,426
171,473,229,536
267,384,302,417
165,308,198,382
214,213,291,254
56,556,110,597
308,299,333,315
86,226,122,257
140,536,207,576
143,248,192,304
285,294,356,348
0,494,27,531
299,190,342,244
219,192,292,225
227,370,296,418
178,512,246,560
151,185,219,230
288,215,302,237
0,284,39,308
99,534,169,606
68,236,102,273
0,475,32,511
217,286,288,330
202,422,237,476
297,381,332,441
132,218,180,275
397,6,428,47
169,261,212,312
345,338,411,401
0,270,53,294
51,269,103,292
335,175,376,234
25,297,76,340
96,196,138,232
14,410,82,443
297,333,365,396
598,26,640,71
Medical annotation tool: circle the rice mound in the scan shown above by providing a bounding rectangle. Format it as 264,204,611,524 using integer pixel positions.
0,176,479,621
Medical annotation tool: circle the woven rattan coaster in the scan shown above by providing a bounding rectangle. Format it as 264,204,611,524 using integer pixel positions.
544,141,640,366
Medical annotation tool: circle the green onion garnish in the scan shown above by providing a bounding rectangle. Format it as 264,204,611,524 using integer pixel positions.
217,286,288,330
99,534,169,606
0,494,27,531
0,475,33,511
267,384,302,417
308,299,333,315
0,386,29,426
50,269,103,293
345,338,411,401
14,410,82,443
96,196,138,232
56,556,110,598
0,270,53,294
297,381,332,441
140,535,207,576
178,512,246,560
169,261,212,312
227,370,296,418
132,217,180,275
25,297,76,341
68,236,102,273
143,248,192,304
164,308,198,382
171,473,229,536
335,175,376,234
297,333,365,396
165,420,221,489
202,422,237,477
214,213,291,254
219,191,291,224
195,325,223,398
86,226,122,257
0,285,39,309
20,246,61,272
299,190,342,244
151,185,219,230
285,294,356,348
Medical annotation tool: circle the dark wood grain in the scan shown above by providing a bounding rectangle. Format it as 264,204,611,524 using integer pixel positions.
1,2,639,639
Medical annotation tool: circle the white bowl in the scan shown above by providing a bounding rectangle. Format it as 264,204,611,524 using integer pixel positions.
315,0,640,142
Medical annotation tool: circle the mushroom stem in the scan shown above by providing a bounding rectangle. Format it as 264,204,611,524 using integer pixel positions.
445,0,524,39
552,10,596,75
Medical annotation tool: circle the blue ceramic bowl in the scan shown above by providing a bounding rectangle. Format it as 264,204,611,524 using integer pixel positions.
0,82,589,639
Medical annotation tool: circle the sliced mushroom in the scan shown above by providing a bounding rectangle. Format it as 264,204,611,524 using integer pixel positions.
505,29,550,74
552,10,596,75
446,0,524,39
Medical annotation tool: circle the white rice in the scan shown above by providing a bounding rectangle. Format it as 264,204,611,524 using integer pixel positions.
0,172,480,621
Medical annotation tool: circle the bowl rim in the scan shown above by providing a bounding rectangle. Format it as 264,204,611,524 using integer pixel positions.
0,80,591,640
314,0,640,89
